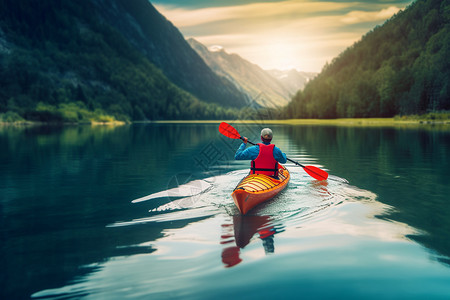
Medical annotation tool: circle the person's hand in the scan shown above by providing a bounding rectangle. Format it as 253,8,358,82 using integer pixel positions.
242,137,248,144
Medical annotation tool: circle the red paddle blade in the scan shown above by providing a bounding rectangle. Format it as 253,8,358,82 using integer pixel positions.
219,122,241,139
303,165,328,181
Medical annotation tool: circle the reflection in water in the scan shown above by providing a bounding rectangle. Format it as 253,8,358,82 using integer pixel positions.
310,179,330,194
32,176,434,300
221,215,284,268
2,123,450,299
285,125,450,261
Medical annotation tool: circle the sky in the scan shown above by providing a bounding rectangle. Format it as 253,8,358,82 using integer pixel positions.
152,0,413,72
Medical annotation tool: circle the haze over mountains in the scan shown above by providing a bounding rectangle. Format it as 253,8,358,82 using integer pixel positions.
187,38,316,108
266,69,317,97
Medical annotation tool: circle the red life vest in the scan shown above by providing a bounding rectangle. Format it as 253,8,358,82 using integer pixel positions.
250,143,279,177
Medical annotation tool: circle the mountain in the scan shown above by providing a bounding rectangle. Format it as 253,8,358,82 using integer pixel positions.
95,0,249,108
188,38,292,108
283,0,450,119
0,0,247,122
266,69,317,95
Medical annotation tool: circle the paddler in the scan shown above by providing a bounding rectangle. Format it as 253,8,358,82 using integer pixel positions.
235,128,287,178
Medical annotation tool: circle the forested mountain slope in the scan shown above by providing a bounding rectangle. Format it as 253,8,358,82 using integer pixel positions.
0,0,246,122
283,0,450,119
100,0,249,108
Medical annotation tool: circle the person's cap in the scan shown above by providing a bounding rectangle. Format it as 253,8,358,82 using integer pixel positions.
260,128,273,139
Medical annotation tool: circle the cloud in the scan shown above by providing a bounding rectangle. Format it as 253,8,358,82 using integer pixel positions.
157,1,351,28
154,1,407,72
341,6,401,24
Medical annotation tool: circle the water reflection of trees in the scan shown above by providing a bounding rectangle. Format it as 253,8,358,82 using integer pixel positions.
285,125,450,265
0,124,229,299
3,123,450,299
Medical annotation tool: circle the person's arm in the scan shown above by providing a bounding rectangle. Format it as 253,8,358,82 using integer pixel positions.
235,143,248,160
273,146,287,164
235,142,259,160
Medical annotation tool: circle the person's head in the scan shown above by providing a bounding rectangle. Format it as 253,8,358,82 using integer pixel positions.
260,128,273,143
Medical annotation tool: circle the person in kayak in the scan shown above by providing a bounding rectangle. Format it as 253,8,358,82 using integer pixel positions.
235,128,287,178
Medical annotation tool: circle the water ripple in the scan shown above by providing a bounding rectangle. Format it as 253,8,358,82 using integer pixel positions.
109,167,354,230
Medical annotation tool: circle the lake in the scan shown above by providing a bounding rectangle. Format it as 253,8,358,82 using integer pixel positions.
2,122,450,299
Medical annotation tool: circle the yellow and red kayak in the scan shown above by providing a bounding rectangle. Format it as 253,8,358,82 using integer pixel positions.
231,165,290,214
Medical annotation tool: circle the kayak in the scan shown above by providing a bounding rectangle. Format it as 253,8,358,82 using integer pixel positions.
231,165,290,214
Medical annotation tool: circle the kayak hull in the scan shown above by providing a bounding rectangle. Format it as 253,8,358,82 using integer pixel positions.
231,165,290,214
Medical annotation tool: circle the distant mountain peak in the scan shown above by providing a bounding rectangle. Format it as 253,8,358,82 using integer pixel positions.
187,38,316,108
208,45,224,52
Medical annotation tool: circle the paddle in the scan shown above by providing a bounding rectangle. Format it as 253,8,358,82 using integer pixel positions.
219,122,329,181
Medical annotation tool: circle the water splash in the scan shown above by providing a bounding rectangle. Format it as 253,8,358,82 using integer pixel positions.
131,179,213,203
109,166,350,228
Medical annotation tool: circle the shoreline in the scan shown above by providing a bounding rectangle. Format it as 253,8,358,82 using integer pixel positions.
151,118,450,127
0,120,127,126
1,118,449,127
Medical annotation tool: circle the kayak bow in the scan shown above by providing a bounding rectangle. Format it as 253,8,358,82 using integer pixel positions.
231,165,290,214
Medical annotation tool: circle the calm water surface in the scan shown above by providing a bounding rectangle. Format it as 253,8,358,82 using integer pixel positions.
1,123,450,299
